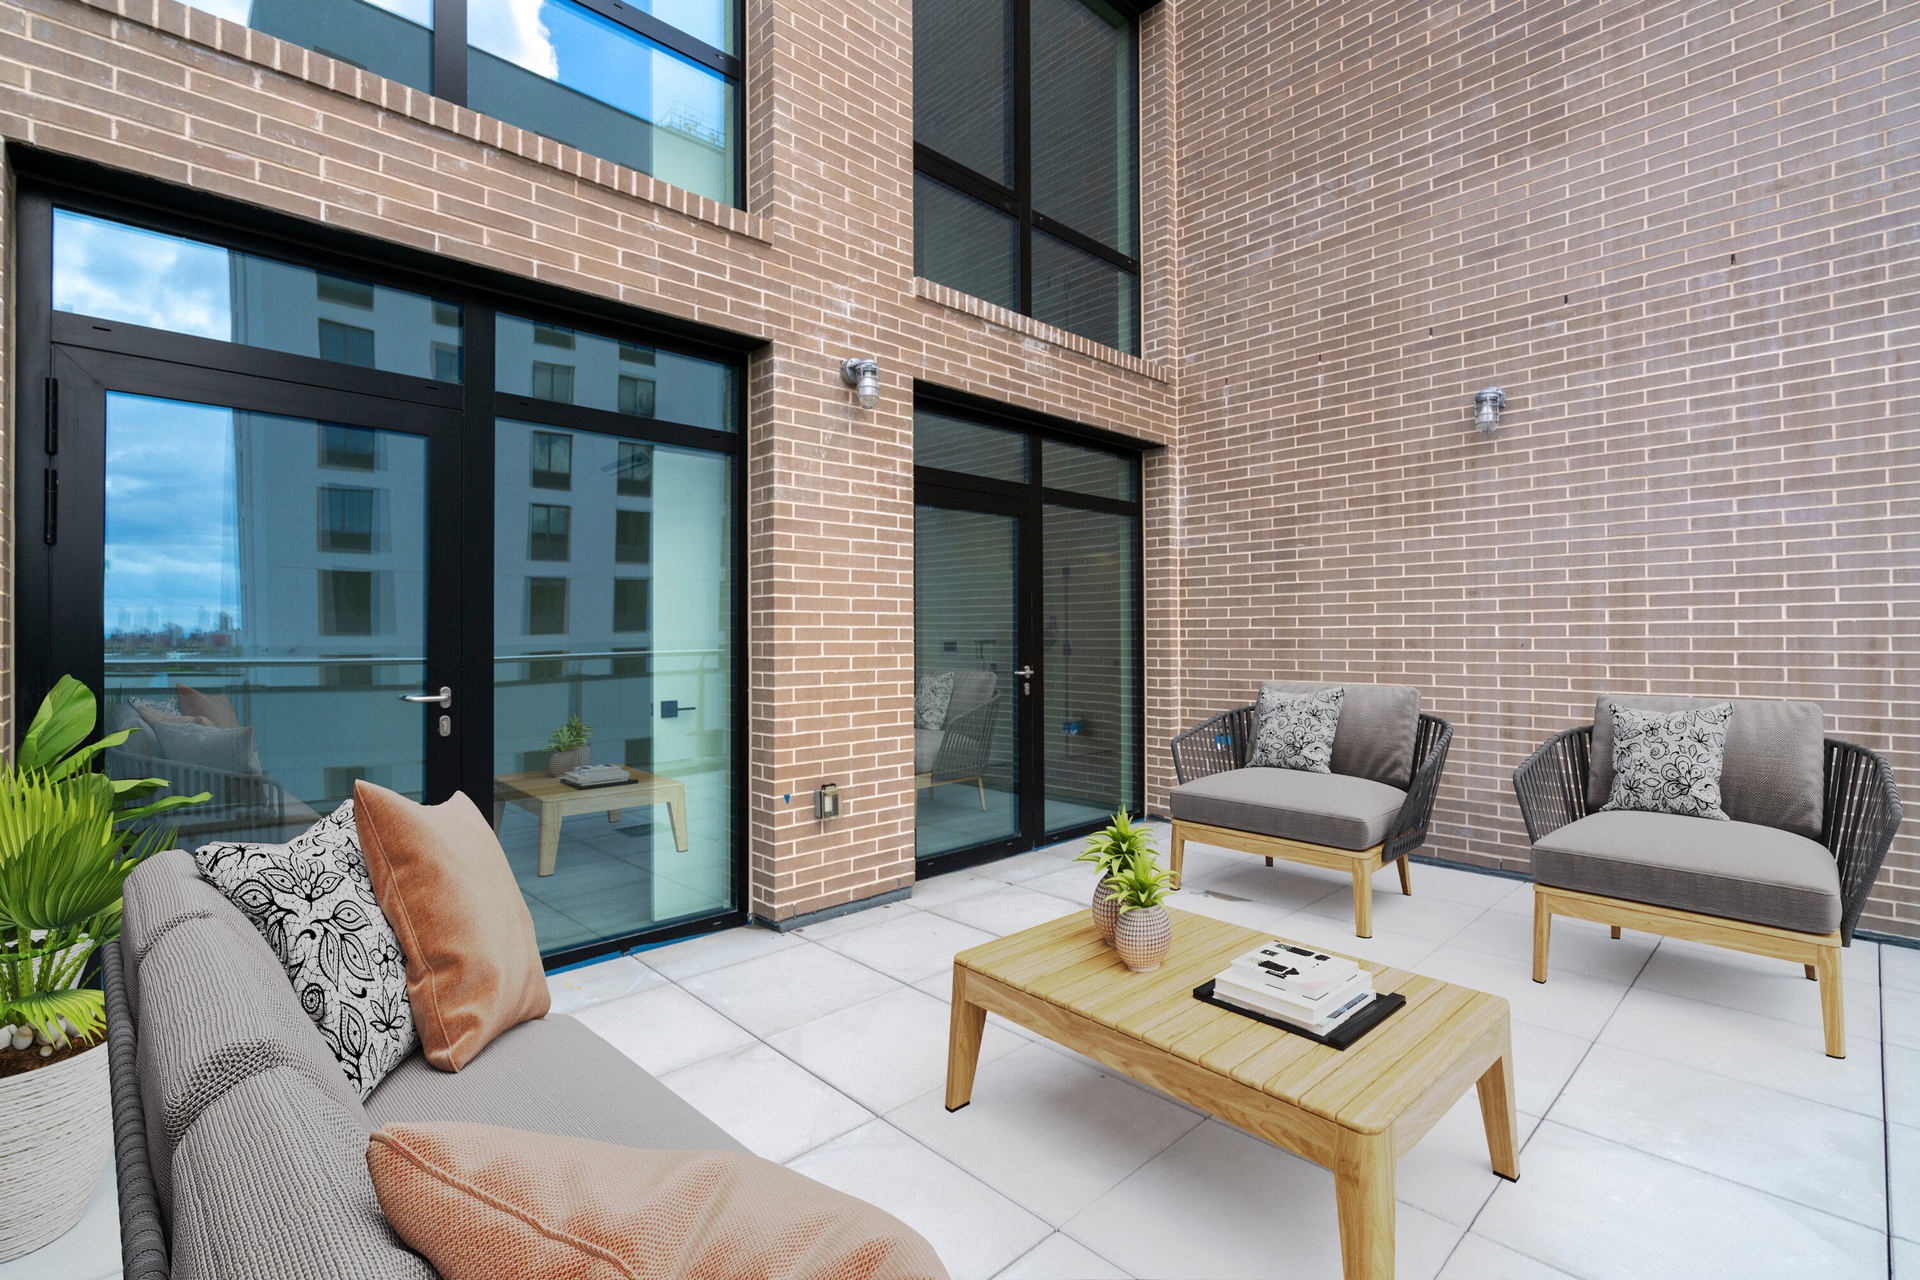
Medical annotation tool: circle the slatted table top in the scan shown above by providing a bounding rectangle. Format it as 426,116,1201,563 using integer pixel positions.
954,906,1510,1136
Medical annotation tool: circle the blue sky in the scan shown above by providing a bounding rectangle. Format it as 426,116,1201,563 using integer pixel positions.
104,394,240,637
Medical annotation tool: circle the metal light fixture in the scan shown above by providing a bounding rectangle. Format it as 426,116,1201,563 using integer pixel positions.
1473,386,1506,434
841,358,880,410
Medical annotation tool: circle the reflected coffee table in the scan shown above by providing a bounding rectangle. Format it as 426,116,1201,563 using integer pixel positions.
492,768,689,877
946,908,1518,1280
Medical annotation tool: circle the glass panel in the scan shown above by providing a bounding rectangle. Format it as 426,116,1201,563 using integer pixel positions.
913,0,1013,185
494,420,734,955
1042,438,1137,502
468,0,737,206
1042,505,1138,833
915,408,1028,482
103,393,428,849
53,211,463,378
1031,229,1138,355
1031,0,1137,256
187,0,431,92
913,173,1019,310
496,315,735,431
915,505,1019,859
634,0,734,54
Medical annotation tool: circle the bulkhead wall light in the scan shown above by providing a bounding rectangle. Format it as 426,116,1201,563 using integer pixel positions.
841,358,881,409
1473,387,1506,434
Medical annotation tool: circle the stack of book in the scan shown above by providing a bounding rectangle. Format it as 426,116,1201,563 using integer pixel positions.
1210,939,1375,1036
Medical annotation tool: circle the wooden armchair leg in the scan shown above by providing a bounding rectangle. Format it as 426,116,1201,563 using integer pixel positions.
1814,945,1845,1058
1396,857,1412,896
1351,863,1374,938
1532,890,1551,983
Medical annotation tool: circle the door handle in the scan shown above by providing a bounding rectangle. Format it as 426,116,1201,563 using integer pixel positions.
1014,667,1036,678
400,686,453,708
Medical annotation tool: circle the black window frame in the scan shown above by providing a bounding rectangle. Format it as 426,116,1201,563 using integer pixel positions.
913,0,1148,348
13,151,756,971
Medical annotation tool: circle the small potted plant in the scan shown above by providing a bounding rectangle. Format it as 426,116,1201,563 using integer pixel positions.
1076,809,1157,945
546,714,595,776
1107,852,1176,973
0,676,205,1261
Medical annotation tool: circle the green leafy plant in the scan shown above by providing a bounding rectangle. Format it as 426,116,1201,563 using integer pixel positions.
0,677,208,1046
1075,808,1157,878
546,715,594,754
1105,851,1175,914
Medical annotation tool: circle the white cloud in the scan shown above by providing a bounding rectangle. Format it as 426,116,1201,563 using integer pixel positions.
468,0,558,79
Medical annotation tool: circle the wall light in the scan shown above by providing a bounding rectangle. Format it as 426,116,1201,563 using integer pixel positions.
1473,386,1506,434
841,358,881,410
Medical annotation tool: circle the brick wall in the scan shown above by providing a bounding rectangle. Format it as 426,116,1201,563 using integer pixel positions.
1168,0,1920,936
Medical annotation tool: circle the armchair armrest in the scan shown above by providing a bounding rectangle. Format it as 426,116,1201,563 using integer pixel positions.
1384,714,1454,862
1823,738,1904,943
1511,725,1594,844
1169,705,1255,785
931,695,999,783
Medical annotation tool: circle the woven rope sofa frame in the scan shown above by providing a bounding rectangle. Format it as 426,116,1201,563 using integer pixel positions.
105,940,169,1280
1167,707,1454,938
1512,725,1903,1059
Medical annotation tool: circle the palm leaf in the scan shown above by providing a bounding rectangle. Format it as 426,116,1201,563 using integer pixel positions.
0,988,106,1044
15,676,98,774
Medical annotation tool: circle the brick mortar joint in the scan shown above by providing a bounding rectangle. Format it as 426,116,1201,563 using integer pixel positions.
912,277,1173,384
73,0,775,246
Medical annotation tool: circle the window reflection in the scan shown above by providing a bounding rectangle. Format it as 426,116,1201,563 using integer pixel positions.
188,0,432,90
496,314,734,431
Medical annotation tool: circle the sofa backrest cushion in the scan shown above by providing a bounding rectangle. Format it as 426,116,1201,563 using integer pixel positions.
136,906,366,1224
1587,695,1825,839
1259,682,1422,788
121,849,286,1048
169,1067,434,1280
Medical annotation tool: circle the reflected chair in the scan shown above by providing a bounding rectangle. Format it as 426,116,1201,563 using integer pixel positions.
915,671,1000,809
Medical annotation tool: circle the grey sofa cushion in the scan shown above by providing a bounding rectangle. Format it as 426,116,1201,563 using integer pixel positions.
1587,695,1825,838
169,1066,433,1280
138,911,367,1224
914,727,944,774
366,1013,743,1153
1260,682,1422,788
122,849,282,974
1532,811,1841,934
1170,767,1406,852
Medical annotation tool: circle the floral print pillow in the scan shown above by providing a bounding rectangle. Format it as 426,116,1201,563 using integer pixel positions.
915,671,956,730
1600,703,1733,821
1247,686,1345,773
195,800,416,1098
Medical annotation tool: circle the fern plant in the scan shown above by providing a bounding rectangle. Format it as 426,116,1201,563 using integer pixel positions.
1075,808,1157,878
0,677,207,1047
1104,851,1175,914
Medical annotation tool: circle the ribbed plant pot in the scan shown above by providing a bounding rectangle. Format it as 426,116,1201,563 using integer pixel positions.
1114,905,1172,973
548,746,591,776
0,1038,112,1262
1091,878,1120,945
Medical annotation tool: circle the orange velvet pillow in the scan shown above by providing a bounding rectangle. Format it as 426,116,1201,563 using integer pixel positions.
175,683,241,729
353,782,549,1071
367,1122,948,1280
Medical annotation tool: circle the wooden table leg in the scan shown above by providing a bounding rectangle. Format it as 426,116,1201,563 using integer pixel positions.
945,968,988,1112
1169,822,1186,889
667,791,689,852
1333,1128,1395,1280
537,806,562,877
1351,861,1374,938
492,800,506,830
1475,1019,1520,1181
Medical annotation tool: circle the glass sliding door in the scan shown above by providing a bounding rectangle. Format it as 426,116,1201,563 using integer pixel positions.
913,399,1144,869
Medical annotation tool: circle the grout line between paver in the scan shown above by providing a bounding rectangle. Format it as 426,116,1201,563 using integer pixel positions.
1884,961,1895,1279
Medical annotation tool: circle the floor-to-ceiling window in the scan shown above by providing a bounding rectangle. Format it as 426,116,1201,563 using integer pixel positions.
913,392,1144,869
20,184,746,966
913,0,1143,353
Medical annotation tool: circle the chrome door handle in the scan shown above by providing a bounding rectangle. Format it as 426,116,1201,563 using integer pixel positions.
1014,667,1036,678
400,686,453,708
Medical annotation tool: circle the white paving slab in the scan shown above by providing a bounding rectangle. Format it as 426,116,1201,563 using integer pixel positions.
1413,942,1634,1040
993,1233,1129,1279
1634,938,1881,1042
1891,1122,1919,1245
545,953,664,1013
1435,1233,1581,1280
769,985,1024,1114
636,922,805,979
926,884,1083,937
570,981,754,1075
1450,907,1657,984
658,1041,871,1163
0,1163,119,1280
814,910,1000,984
675,941,902,1038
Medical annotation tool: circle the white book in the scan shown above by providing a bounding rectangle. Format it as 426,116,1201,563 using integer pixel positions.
1215,969,1372,1022
1213,977,1376,1033
1227,940,1360,996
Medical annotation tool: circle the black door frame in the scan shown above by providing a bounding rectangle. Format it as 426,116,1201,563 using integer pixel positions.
913,384,1148,878
13,162,754,969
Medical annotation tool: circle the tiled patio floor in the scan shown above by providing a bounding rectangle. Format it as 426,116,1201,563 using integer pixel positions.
553,822,1919,1280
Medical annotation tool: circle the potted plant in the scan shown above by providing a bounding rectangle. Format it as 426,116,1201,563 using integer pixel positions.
1076,809,1157,945
1107,852,1176,973
546,714,595,776
0,676,205,1261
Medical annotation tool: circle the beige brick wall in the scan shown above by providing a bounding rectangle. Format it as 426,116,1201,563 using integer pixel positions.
1168,0,1920,937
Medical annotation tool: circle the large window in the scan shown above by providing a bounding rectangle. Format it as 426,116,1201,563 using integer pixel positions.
914,0,1142,354
181,0,741,205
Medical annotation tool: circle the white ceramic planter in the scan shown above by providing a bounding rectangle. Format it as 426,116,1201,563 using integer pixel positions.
0,1038,112,1262
1114,904,1172,973
1091,878,1120,945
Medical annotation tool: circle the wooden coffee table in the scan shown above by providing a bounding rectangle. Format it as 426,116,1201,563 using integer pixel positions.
492,769,689,877
946,908,1517,1280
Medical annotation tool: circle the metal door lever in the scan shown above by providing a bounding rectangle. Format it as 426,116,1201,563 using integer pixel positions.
1014,667,1036,678
400,686,453,707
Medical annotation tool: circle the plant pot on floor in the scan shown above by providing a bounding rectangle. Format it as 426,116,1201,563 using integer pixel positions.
1092,879,1121,945
548,746,592,776
0,1037,111,1261
1114,905,1172,973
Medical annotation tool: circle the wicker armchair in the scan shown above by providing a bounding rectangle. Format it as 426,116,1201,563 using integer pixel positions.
917,693,1001,810
1513,715,1902,1059
1168,696,1454,937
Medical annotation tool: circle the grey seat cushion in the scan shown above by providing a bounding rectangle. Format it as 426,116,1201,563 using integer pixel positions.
914,727,944,774
1259,682,1422,788
1170,767,1406,852
169,1066,433,1280
365,1013,743,1153
1587,695,1825,838
1532,811,1841,934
